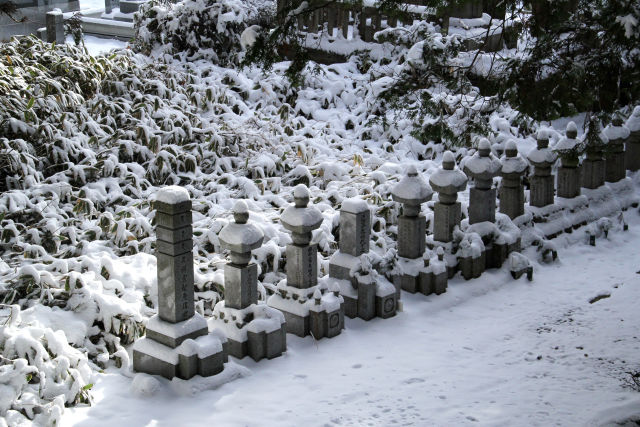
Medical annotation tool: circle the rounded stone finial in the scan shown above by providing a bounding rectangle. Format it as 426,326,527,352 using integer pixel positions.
537,128,549,141
505,140,517,157
566,121,578,139
293,184,310,208
233,200,249,224
407,165,418,176
442,151,455,170
478,138,491,157
436,246,444,261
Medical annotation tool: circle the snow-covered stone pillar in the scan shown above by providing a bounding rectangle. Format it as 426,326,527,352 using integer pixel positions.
267,185,344,339
463,138,502,224
133,186,227,380
499,140,527,219
429,151,467,243
211,201,286,361
45,10,64,44
603,116,630,183
328,199,397,320
581,120,606,189
391,166,433,294
625,106,640,171
555,122,582,199
527,129,557,207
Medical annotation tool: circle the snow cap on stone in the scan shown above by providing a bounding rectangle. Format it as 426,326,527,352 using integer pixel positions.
537,128,550,141
341,198,369,214
566,121,578,134
627,106,640,132
603,120,630,141
501,140,528,175
391,165,433,205
293,184,310,199
430,152,467,194
463,140,502,178
156,185,190,204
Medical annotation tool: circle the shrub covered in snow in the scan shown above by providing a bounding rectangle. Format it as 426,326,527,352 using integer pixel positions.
134,0,273,64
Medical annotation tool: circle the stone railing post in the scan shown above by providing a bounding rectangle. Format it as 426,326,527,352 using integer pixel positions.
625,106,640,171
328,199,397,320
391,165,433,294
555,121,582,198
463,138,502,224
499,140,527,219
212,201,286,361
133,186,226,380
267,185,344,339
527,129,557,207
603,116,630,182
429,151,467,242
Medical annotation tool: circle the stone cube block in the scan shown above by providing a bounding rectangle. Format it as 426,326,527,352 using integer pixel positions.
529,174,555,207
418,271,433,295
155,211,192,230
342,296,358,319
286,244,318,288
196,352,225,378
155,199,191,215
375,293,397,319
356,278,376,321
247,326,287,361
145,314,207,348
156,225,192,244
119,0,146,13
557,166,581,198
310,309,342,339
156,239,192,256
397,215,426,259
282,311,309,338
485,243,507,269
582,159,605,189
156,251,195,323
499,185,524,219
433,202,461,243
605,152,626,182
433,272,448,295
397,272,419,294
224,263,258,310
469,187,496,224
339,209,371,257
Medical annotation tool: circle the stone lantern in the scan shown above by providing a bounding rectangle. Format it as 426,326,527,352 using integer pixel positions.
213,200,287,361
391,165,433,293
554,121,582,198
625,106,640,171
463,138,502,224
267,184,344,339
603,116,630,182
527,128,557,207
499,140,528,219
429,151,467,242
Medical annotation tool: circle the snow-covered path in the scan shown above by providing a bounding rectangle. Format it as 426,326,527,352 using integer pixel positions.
64,216,640,426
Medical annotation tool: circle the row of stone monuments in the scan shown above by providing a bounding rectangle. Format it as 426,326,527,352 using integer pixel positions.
133,109,640,379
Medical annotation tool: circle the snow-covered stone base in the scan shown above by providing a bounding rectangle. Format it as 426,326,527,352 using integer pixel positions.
267,281,344,339
328,251,397,320
132,331,227,380
210,302,286,362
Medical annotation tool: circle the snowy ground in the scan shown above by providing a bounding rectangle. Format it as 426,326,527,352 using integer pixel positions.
63,211,640,426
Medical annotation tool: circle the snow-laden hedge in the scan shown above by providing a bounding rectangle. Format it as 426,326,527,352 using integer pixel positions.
134,0,273,64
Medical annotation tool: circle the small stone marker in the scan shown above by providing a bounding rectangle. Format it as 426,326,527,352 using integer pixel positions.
211,201,286,362
391,165,433,294
430,151,467,242
267,185,344,339
463,138,502,224
46,10,65,45
133,186,227,380
581,118,606,189
555,122,582,198
527,129,557,208
625,106,640,171
603,116,630,183
499,140,528,219
328,198,397,320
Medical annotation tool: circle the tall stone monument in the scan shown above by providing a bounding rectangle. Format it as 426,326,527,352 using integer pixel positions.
527,129,557,207
328,199,397,320
499,140,528,219
267,185,344,339
211,201,286,361
581,118,606,189
626,106,640,171
391,166,433,294
133,186,227,380
603,116,630,183
555,121,582,199
463,138,502,224
429,151,467,242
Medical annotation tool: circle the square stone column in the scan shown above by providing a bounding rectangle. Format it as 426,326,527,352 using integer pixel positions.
625,131,640,171
582,155,605,189
469,187,496,224
46,10,65,44
433,201,461,242
529,174,554,207
557,165,581,198
339,203,370,257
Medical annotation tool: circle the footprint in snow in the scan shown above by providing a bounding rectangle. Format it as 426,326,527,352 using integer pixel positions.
403,378,426,384
352,364,362,369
